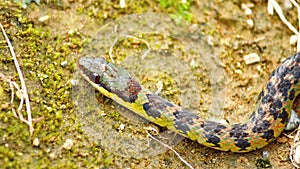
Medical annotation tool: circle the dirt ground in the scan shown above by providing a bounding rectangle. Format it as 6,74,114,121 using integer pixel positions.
0,0,299,168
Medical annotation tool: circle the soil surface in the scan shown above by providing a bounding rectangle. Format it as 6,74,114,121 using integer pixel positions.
0,0,299,168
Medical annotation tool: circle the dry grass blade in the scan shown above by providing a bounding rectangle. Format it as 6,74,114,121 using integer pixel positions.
146,130,194,169
268,0,299,35
268,0,300,52
0,24,34,135
290,125,300,168
109,34,151,63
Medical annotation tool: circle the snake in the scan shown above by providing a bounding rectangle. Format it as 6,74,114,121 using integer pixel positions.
77,52,300,152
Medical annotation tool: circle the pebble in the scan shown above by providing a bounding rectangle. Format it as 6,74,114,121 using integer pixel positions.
256,65,262,72
119,124,125,131
246,19,254,28
69,79,79,86
62,139,74,150
241,3,253,15
119,0,126,8
33,138,40,146
60,61,67,67
243,53,260,65
68,29,75,35
235,69,243,74
49,152,57,160
38,15,50,22
155,81,163,95
285,109,300,131
262,150,269,159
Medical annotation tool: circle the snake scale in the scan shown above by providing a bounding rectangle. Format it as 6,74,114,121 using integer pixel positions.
78,52,300,152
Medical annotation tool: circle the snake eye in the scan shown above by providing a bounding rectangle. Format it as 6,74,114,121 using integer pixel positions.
91,73,100,84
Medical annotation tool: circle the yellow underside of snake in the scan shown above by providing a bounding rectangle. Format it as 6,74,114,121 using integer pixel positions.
78,52,300,152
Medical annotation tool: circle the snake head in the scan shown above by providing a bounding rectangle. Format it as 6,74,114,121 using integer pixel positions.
78,57,142,103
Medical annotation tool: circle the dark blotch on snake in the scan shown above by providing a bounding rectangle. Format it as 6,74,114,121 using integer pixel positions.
124,79,142,102
278,79,292,98
143,102,161,118
289,88,295,101
278,108,289,124
235,139,251,151
174,121,191,134
111,79,142,103
267,82,276,96
201,121,227,134
257,90,264,103
268,99,282,120
229,124,249,139
262,94,273,104
173,110,199,134
261,129,275,141
143,94,183,119
252,120,270,133
205,134,221,147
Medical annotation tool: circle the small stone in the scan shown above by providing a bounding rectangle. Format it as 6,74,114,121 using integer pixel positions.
38,15,50,22
62,139,74,150
243,53,260,65
119,0,126,8
119,124,125,131
189,59,198,68
256,65,262,72
245,8,252,15
68,29,75,35
70,79,79,86
155,81,163,95
262,151,269,159
241,3,253,15
33,138,40,146
207,35,214,46
285,109,300,131
235,69,243,74
60,61,67,67
60,104,67,109
49,152,57,160
290,35,298,45
246,19,254,28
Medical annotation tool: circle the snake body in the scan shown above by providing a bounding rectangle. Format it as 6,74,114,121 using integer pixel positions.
78,52,300,152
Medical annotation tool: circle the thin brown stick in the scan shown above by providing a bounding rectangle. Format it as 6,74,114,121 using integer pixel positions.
268,0,299,35
290,0,300,52
146,130,194,169
0,24,33,135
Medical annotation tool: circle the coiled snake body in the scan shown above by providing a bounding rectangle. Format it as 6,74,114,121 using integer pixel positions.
78,52,300,152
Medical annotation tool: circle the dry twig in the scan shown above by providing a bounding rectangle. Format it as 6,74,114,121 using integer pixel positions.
109,34,151,63
146,130,194,169
268,0,300,51
290,125,300,168
0,24,34,135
